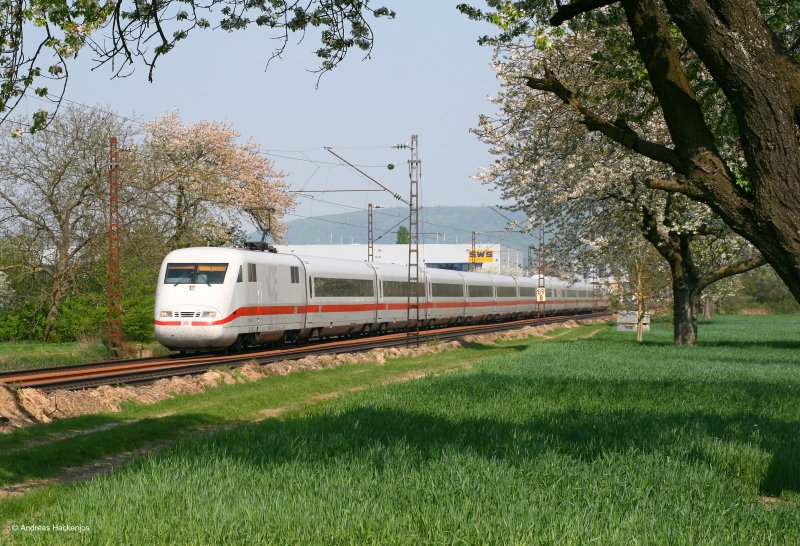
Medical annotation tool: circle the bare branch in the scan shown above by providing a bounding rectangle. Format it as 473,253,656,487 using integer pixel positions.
524,67,683,171
550,0,619,26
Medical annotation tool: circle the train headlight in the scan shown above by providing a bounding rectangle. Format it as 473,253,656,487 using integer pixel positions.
201,311,217,318
159,311,172,318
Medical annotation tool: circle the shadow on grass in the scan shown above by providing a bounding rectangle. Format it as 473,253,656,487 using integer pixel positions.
178,371,800,497
450,342,535,354
696,340,800,351
0,413,222,486
0,413,123,452
601,337,800,365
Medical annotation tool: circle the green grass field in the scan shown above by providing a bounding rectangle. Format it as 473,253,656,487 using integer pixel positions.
3,316,799,544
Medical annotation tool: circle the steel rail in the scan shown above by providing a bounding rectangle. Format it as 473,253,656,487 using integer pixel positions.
0,312,611,391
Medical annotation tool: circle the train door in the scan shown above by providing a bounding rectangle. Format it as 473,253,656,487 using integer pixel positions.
245,262,262,331
260,263,278,334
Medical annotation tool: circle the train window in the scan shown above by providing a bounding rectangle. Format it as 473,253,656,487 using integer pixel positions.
236,266,243,283
431,283,464,298
545,288,553,298
496,286,517,298
567,289,577,297
248,263,257,282
309,277,313,298
468,285,493,298
519,287,536,297
383,280,425,297
290,266,300,284
314,277,374,297
165,263,228,285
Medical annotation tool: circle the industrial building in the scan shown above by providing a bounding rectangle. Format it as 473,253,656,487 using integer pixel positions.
275,244,525,272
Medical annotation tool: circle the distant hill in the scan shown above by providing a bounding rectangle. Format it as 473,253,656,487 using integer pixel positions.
280,206,540,251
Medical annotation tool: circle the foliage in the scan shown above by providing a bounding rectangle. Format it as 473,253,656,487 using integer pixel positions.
395,225,409,244
0,0,395,130
0,106,135,341
604,236,670,337
722,267,800,315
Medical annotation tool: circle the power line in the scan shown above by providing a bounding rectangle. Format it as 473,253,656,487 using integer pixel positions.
324,146,407,204
11,96,524,249
489,205,526,231
290,193,479,237
283,211,368,229
261,150,391,168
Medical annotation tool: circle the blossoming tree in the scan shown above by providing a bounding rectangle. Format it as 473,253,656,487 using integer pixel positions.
134,113,295,248
475,32,763,345
460,0,800,309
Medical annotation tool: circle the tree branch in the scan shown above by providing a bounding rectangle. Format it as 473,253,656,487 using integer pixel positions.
549,0,619,26
640,204,678,262
525,68,683,171
646,178,688,193
620,0,717,156
698,254,766,292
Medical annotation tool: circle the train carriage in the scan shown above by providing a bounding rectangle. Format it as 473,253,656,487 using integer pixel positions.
493,276,520,319
464,272,498,322
425,268,467,325
372,262,428,331
154,247,608,351
303,256,378,339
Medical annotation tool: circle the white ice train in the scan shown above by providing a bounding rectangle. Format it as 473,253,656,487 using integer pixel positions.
154,247,608,351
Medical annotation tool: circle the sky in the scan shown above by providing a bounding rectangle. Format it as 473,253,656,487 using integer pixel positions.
28,1,508,226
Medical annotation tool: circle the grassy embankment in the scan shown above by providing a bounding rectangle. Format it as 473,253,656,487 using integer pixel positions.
0,340,169,372
3,316,800,544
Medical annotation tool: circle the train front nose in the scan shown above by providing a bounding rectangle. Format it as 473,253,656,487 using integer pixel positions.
154,307,235,349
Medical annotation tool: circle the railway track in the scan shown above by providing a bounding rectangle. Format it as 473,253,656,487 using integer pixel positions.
0,312,611,391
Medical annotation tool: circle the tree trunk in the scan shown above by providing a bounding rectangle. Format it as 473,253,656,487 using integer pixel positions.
636,264,645,343
672,271,700,347
627,0,800,303
43,274,68,343
172,183,187,248
702,297,712,321
636,298,645,343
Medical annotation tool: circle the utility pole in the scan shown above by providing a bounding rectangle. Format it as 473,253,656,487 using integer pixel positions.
367,203,375,262
108,137,122,355
394,135,421,346
407,135,420,346
537,220,545,318
471,231,477,272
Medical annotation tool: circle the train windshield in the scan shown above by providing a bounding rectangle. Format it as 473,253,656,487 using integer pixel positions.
165,263,228,285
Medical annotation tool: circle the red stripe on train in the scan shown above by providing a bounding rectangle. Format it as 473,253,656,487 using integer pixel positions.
155,298,604,326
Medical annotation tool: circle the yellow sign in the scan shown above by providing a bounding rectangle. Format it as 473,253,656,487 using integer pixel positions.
536,288,546,302
468,249,494,263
